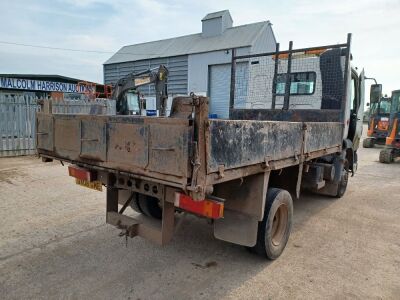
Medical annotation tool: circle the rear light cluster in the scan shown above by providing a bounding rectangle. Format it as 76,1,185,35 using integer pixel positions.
68,165,96,181
68,165,224,219
175,193,224,219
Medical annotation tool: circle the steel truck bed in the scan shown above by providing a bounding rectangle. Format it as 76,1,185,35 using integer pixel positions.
36,103,343,189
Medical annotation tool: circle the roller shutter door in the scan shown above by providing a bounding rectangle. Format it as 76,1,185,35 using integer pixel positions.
209,63,248,119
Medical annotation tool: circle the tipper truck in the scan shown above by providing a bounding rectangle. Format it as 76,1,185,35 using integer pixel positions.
36,34,365,259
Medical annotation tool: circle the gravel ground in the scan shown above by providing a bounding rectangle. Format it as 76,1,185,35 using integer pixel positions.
0,133,399,299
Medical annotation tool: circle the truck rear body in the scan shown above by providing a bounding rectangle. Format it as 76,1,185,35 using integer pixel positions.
37,114,191,186
37,113,343,186
36,34,365,257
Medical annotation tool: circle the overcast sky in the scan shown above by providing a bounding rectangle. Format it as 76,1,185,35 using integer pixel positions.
0,0,399,99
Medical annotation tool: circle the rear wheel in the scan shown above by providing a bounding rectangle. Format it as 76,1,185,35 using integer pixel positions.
362,138,374,148
130,193,162,219
379,149,393,164
251,188,293,260
129,193,143,214
138,194,162,219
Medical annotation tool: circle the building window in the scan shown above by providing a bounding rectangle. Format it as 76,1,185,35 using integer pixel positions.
275,72,316,95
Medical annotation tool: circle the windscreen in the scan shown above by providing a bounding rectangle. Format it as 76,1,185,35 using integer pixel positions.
370,98,391,115
379,99,391,114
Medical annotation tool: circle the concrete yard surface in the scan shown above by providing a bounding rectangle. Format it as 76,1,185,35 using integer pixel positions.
0,139,399,299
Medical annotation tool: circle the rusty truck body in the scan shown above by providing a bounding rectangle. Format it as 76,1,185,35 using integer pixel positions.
36,34,365,259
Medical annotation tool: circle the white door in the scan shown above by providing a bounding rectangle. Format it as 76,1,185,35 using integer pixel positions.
209,64,230,119
209,63,248,119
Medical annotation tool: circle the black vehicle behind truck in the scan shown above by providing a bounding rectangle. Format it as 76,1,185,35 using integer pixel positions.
36,34,365,259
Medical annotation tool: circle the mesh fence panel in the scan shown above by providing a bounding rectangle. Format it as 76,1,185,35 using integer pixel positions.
232,46,347,111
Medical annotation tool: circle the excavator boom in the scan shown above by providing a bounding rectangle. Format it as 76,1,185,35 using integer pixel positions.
111,65,168,115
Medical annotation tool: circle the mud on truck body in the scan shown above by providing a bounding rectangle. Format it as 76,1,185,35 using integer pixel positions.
36,34,364,259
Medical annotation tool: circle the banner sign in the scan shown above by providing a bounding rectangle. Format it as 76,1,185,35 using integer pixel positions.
0,77,94,94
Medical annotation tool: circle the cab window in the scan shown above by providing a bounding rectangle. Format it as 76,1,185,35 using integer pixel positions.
391,92,400,113
275,72,316,95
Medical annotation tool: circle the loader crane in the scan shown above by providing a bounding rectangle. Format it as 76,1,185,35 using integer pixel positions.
111,65,168,116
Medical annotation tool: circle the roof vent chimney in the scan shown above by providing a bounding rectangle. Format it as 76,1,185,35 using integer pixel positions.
201,10,233,38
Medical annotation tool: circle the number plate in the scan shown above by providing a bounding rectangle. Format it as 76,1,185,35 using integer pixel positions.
75,178,102,191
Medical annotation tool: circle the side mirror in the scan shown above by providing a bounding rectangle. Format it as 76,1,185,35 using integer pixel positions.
366,102,370,107
370,84,382,103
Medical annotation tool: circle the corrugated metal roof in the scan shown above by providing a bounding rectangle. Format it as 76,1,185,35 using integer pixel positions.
202,10,231,21
104,21,270,65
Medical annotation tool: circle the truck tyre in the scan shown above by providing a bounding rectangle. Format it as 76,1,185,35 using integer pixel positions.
129,193,144,214
251,188,293,260
335,168,349,198
362,138,374,148
137,194,162,219
379,149,393,164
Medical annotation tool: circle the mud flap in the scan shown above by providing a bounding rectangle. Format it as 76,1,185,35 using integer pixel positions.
212,172,270,247
214,210,258,247
313,182,339,196
106,185,176,245
313,150,346,196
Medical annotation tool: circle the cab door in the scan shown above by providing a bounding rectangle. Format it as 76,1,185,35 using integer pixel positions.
348,69,361,147
354,69,365,147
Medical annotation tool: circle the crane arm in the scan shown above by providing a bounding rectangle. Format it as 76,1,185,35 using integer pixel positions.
111,65,168,115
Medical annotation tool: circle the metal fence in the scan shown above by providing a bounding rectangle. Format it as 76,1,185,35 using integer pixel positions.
0,96,116,157
0,96,39,157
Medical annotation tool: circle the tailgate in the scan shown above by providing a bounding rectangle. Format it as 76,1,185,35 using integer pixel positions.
36,113,192,184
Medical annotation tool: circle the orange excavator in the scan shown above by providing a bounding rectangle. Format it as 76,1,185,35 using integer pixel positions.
379,90,400,163
363,84,391,148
